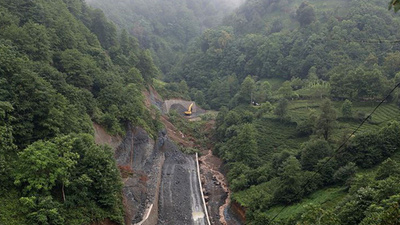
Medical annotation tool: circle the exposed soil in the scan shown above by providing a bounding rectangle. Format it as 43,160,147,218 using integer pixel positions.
143,86,164,111
161,115,194,148
199,149,226,225
199,149,241,225
93,123,122,150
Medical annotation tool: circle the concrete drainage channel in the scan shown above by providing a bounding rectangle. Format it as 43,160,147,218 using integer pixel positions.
132,146,211,225
157,143,211,225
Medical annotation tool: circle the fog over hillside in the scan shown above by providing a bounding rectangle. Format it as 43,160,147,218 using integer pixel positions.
86,0,244,75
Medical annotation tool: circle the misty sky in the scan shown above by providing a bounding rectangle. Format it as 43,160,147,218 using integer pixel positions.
86,0,246,9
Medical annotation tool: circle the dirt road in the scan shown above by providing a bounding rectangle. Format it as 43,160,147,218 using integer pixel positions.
158,145,206,225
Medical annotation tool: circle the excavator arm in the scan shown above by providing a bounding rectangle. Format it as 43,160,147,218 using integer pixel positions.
184,103,194,115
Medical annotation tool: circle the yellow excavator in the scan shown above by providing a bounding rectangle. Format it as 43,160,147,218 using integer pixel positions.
184,103,194,116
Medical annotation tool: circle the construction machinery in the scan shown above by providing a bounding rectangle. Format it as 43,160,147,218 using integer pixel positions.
184,103,194,116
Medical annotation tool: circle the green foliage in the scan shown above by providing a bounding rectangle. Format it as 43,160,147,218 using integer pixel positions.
168,0,400,111
341,99,353,118
389,0,400,12
265,187,347,221
296,2,316,27
298,204,340,225
277,81,297,99
296,109,317,136
180,146,200,154
338,187,375,224
337,121,400,169
0,0,163,223
224,123,259,166
300,139,332,171
375,158,400,180
316,157,338,185
333,162,357,185
217,99,400,224
20,196,65,225
274,98,289,119
137,49,159,84
14,137,79,195
361,194,400,225
254,81,272,103
87,0,237,75
237,75,256,105
315,99,337,140
274,156,304,204
0,190,27,225
256,101,274,118
330,66,389,100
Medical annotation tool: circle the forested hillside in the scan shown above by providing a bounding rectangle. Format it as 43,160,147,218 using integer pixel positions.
165,0,400,224
86,0,244,75
3,0,400,224
0,0,161,224
170,0,400,110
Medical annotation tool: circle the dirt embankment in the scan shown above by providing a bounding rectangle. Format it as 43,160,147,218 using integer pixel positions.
199,151,243,225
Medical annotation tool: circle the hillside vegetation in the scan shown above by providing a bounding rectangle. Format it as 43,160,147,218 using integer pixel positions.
164,0,400,224
0,0,161,224
86,0,243,75
2,0,400,224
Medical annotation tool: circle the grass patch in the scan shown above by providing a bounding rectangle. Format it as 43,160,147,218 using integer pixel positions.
285,100,400,134
254,117,308,159
265,187,347,219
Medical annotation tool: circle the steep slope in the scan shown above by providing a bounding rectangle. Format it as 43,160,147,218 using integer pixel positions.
0,0,161,224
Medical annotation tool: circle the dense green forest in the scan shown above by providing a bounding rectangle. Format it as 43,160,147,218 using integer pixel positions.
170,0,400,109
2,0,400,224
86,0,243,75
165,0,400,224
0,0,161,224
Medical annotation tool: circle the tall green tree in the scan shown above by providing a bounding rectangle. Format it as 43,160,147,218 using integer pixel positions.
226,123,258,166
315,99,337,140
137,49,159,84
237,75,256,104
274,98,289,119
341,99,353,118
296,2,316,27
300,139,332,171
274,156,303,204
14,136,79,198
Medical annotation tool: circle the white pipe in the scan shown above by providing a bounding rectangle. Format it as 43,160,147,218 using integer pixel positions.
196,153,211,225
